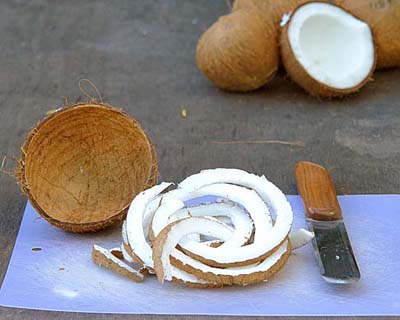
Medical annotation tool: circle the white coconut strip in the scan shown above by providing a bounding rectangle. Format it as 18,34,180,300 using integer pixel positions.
289,229,314,250
153,217,239,282
176,169,293,265
144,188,205,243
125,183,220,287
170,265,217,286
173,183,286,265
179,168,293,239
122,220,146,265
126,182,173,268
152,201,234,246
92,245,144,283
142,195,163,242
153,218,290,285
120,242,134,264
159,201,253,249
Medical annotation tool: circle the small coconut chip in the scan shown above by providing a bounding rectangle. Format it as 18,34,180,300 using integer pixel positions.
281,2,376,97
92,245,144,282
289,229,314,250
103,168,313,287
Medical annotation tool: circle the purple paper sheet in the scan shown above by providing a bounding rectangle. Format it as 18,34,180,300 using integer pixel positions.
0,195,399,316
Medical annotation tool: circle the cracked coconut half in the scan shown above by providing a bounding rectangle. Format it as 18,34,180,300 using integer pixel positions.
281,2,376,98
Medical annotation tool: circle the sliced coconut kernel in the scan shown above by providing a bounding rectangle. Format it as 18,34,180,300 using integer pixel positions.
282,2,375,97
152,217,291,286
125,182,220,286
116,169,311,287
152,201,253,253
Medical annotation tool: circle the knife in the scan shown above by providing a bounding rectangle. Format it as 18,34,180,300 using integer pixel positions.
295,161,360,283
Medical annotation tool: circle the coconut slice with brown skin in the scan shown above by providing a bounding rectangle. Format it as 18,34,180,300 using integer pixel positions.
196,9,279,92
281,2,376,97
151,201,254,255
177,168,293,267
150,182,290,268
92,245,144,282
125,183,224,287
152,217,291,286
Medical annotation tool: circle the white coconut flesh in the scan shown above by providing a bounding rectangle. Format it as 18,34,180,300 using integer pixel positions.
153,217,290,284
159,183,284,266
287,2,375,89
154,201,254,250
125,183,222,286
289,228,314,250
121,169,313,287
126,182,174,268
177,169,293,265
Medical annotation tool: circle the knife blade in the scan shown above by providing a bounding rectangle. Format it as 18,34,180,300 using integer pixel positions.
295,161,360,283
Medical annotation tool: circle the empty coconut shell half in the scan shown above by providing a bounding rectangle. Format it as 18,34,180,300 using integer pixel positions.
281,2,376,98
17,103,158,233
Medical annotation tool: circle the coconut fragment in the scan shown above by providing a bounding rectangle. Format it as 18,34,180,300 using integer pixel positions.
281,2,376,97
92,245,144,282
289,229,314,250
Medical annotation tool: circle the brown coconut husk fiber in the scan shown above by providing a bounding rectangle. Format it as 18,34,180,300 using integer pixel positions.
17,102,158,233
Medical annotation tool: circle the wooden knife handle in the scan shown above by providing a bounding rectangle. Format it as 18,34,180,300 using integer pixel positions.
295,161,343,221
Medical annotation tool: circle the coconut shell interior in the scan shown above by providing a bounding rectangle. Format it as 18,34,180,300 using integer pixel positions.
18,103,157,232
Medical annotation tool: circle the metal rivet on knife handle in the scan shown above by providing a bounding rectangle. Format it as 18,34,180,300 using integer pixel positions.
295,161,343,221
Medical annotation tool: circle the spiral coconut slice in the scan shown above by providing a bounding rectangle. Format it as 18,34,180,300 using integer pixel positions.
152,201,254,252
125,183,225,287
153,217,291,286
176,168,293,267
151,183,287,268
281,2,376,97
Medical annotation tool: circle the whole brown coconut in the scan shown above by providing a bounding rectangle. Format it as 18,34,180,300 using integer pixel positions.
232,0,319,26
196,9,279,92
336,0,400,69
17,103,158,233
